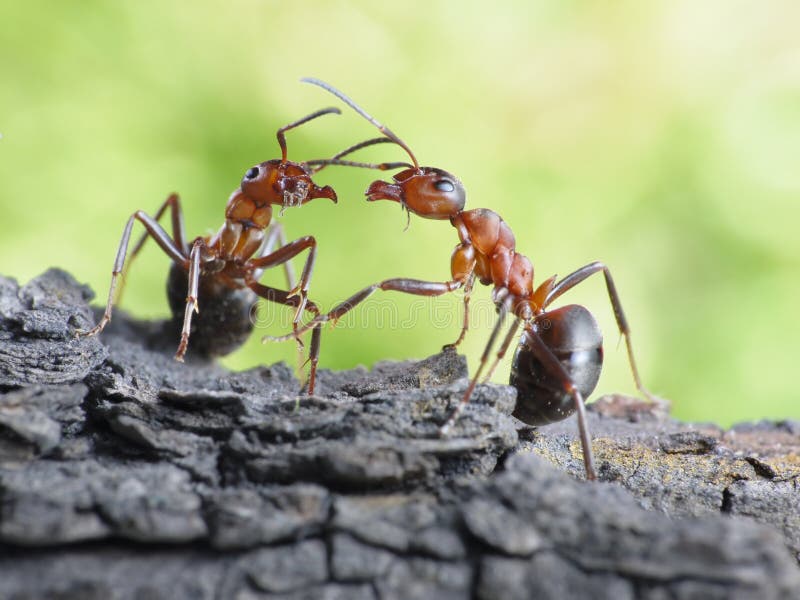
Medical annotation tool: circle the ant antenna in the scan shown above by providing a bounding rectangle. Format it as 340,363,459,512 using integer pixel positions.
331,137,395,159
277,106,341,163
301,78,420,171
308,137,413,173
308,158,412,172
306,137,413,173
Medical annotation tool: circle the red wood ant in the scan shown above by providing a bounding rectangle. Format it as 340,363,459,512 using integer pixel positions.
280,79,660,478
78,106,399,392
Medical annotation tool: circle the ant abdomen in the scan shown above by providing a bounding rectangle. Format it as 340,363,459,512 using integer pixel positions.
166,262,257,357
510,304,603,425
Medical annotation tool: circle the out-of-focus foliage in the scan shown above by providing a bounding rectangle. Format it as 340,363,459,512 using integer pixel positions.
1,1,798,425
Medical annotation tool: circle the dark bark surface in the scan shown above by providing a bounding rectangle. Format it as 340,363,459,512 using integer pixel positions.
1,269,798,600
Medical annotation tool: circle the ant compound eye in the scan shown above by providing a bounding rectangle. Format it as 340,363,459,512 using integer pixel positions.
244,166,260,180
434,179,455,193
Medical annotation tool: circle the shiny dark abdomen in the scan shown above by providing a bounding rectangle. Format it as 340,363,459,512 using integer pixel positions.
510,304,603,425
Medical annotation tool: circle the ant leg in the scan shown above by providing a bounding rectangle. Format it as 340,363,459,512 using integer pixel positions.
246,278,321,393
79,211,188,337
443,272,475,350
265,277,467,342
118,194,187,305
543,261,658,403
439,296,514,436
174,239,204,361
277,270,461,396
302,325,322,395
260,223,297,290
259,224,315,385
482,317,522,383
248,236,317,323
245,279,320,320
520,325,597,480
127,194,188,258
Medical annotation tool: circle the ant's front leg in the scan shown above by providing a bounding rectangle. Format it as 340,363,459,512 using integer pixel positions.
258,223,309,372
263,276,469,395
247,236,317,323
444,242,477,349
268,276,468,342
78,210,188,338
245,276,321,393
443,272,475,350
439,295,514,436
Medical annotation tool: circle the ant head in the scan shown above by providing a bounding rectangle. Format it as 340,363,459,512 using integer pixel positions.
236,106,342,211
241,160,337,209
367,167,465,220
300,79,466,221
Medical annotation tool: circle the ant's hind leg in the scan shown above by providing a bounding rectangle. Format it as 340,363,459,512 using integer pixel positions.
78,210,188,338
544,261,660,404
520,326,597,480
118,194,187,305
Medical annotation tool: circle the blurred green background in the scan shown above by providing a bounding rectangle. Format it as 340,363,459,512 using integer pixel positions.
1,1,798,426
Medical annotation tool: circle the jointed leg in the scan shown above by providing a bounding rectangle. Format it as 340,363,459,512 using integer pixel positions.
79,210,188,338
259,223,297,289
439,296,514,435
118,194,187,304
245,279,320,319
261,276,466,395
246,277,323,393
258,222,308,373
248,236,317,322
174,239,204,361
482,317,522,383
303,325,322,395
520,325,597,479
265,277,467,342
544,261,656,402
127,194,187,258
444,272,476,350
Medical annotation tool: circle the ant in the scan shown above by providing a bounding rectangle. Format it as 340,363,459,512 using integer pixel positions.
276,78,660,479
79,105,401,393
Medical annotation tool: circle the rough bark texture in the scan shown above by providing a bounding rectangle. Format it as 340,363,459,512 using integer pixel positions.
1,269,798,600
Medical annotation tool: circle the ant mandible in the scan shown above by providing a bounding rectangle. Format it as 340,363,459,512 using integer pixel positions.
282,78,661,479
79,105,398,393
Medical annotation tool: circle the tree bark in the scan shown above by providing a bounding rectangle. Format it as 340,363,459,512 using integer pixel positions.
1,269,798,599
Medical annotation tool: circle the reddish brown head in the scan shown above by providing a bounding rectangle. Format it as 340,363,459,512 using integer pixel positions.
236,105,340,212
240,159,337,209
366,167,465,220
300,79,466,221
